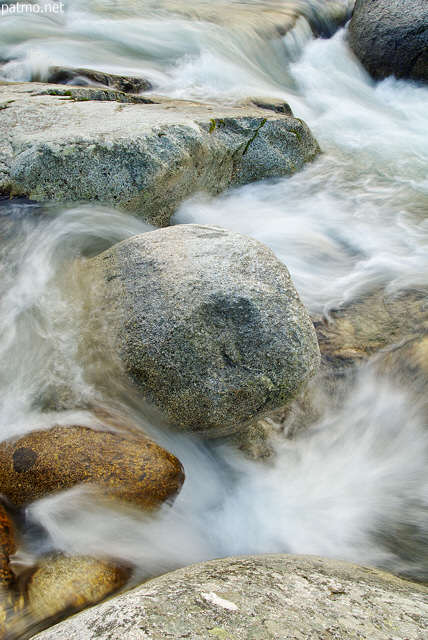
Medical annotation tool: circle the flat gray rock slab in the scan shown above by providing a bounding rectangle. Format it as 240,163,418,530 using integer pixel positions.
0,83,320,226
34,553,428,640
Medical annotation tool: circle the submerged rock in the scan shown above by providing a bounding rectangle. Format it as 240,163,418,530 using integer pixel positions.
348,0,428,83
156,0,352,40
32,553,428,640
4,554,130,640
85,224,320,437
239,287,428,453
313,287,428,371
0,83,320,226
0,425,184,508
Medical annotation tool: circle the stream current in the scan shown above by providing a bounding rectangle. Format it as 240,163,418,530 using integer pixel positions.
1,0,428,588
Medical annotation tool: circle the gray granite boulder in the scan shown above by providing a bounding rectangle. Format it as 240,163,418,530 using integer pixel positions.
33,553,428,640
84,224,320,437
348,0,428,83
0,83,320,227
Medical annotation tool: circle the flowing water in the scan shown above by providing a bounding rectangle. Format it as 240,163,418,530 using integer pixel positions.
1,0,428,618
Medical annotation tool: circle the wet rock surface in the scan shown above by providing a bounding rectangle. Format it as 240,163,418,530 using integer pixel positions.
237,287,428,454
33,553,428,640
0,425,184,508
3,553,131,640
45,67,152,94
0,82,320,226
313,287,428,371
348,0,428,83
85,224,320,437
0,502,16,587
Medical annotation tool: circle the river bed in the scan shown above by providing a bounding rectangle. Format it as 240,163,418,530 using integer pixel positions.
1,0,428,598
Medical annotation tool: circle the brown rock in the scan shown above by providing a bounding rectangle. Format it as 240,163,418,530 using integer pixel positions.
0,503,16,587
5,554,130,640
0,425,184,508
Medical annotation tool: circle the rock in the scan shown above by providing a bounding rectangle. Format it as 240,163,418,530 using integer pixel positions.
5,554,130,640
0,425,184,508
313,287,428,371
243,287,428,450
32,553,428,640
0,501,16,586
0,83,320,226
39,85,156,104
348,0,428,83
45,67,152,94
84,224,320,437
157,0,352,40
0,499,26,640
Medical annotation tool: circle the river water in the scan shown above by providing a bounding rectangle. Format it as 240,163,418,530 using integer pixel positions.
1,0,428,597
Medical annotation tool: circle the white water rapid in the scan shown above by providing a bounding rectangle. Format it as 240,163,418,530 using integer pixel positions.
1,0,428,597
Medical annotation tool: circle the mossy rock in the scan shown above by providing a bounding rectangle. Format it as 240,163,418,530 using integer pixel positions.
0,425,184,508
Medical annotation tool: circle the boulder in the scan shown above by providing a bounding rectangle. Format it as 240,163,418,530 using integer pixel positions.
0,83,320,226
32,553,428,640
348,0,428,83
84,224,320,437
0,425,184,508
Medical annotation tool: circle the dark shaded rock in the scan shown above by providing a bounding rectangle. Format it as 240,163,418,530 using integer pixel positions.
33,553,428,640
46,67,152,94
85,224,320,437
348,0,428,83
0,425,184,508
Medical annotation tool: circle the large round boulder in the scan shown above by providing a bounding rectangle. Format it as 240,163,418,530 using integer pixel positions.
32,553,428,640
348,0,428,83
85,225,320,437
0,425,184,508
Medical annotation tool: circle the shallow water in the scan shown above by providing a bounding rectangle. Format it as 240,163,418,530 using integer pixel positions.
1,0,428,613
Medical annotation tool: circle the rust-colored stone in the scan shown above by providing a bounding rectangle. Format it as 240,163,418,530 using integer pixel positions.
27,554,130,626
0,426,184,508
3,554,130,640
0,504,16,587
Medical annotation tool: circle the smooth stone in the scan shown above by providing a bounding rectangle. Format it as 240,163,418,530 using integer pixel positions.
85,224,320,437
348,0,428,83
0,83,320,226
33,553,428,640
0,425,184,508
5,554,130,640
